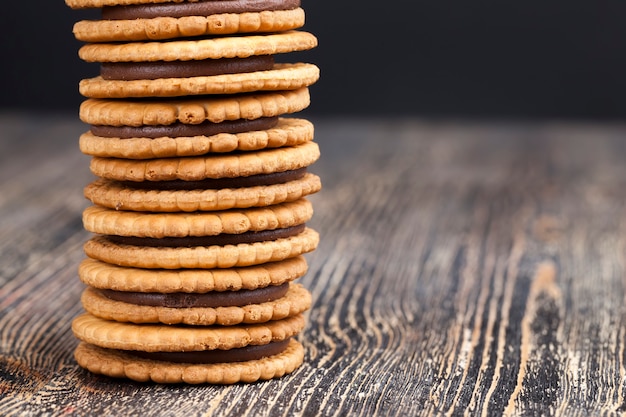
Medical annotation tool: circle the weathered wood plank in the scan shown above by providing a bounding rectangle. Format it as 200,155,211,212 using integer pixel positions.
2,116,626,416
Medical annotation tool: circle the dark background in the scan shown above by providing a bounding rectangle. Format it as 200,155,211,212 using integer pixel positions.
2,1,626,120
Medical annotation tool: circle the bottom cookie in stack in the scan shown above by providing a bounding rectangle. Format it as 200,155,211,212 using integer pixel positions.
73,314,307,384
73,257,311,384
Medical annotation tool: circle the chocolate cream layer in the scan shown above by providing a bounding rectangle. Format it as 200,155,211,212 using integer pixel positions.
119,168,307,191
104,223,305,247
129,339,291,364
102,0,301,20
90,116,278,139
98,282,288,308
101,55,275,81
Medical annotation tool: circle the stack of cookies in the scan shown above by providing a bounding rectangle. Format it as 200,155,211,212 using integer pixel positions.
65,0,320,384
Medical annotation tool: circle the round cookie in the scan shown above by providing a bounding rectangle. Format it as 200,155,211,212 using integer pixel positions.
72,312,305,351
80,282,312,325
80,88,310,126
79,117,314,159
84,226,319,269
74,338,304,384
78,256,309,293
72,312,306,383
73,8,306,42
88,140,319,182
78,31,317,62
80,63,319,98
82,198,313,238
84,173,321,212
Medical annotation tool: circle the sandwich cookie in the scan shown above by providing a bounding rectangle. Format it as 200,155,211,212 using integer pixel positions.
73,313,306,384
82,198,319,269
84,141,320,211
71,1,306,42
81,63,319,98
80,282,311,325
79,117,315,159
78,31,318,98
78,256,312,326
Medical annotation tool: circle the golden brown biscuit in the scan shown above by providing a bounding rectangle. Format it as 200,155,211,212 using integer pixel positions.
84,173,321,212
72,312,305,351
79,63,319,98
72,312,306,383
80,88,310,126
82,198,313,238
73,9,306,42
78,256,308,293
74,338,304,384
81,282,312,325
84,227,319,269
88,141,319,182
78,117,314,159
78,31,317,62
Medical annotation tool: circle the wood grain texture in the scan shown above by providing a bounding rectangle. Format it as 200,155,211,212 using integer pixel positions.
3,114,626,416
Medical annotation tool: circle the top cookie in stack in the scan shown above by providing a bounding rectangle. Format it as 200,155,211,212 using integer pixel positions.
66,0,321,384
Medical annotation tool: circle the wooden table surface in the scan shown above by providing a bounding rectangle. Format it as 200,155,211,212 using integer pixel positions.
3,113,626,416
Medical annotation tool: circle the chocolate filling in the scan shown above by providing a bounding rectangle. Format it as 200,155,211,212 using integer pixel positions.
90,116,278,139
128,339,291,364
104,223,305,247
98,282,288,308
102,0,300,20
101,56,275,81
120,168,307,190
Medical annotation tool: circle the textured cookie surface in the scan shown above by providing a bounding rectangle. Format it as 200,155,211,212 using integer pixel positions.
89,140,319,182
83,198,313,237
73,9,306,42
84,227,319,269
84,173,321,212
81,283,312,325
79,256,308,293
80,63,319,98
80,88,310,126
78,31,317,62
74,338,304,384
72,312,305,351
79,117,314,159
